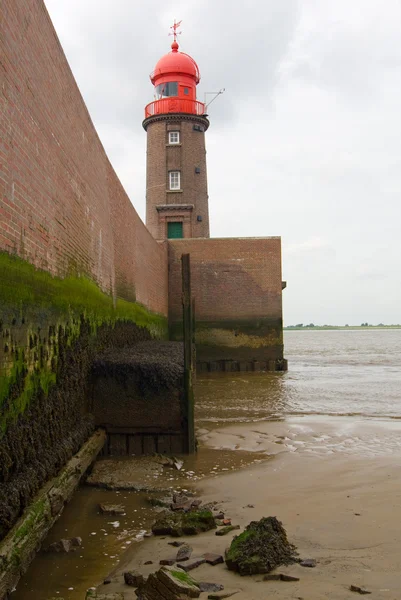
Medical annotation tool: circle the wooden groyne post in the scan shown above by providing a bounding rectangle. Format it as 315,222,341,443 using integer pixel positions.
182,253,195,453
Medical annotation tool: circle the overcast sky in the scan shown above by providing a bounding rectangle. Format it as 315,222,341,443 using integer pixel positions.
44,0,401,326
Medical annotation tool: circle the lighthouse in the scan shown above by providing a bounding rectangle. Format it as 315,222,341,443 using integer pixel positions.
143,24,210,241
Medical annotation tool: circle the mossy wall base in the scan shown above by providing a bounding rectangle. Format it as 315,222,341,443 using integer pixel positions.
0,252,167,541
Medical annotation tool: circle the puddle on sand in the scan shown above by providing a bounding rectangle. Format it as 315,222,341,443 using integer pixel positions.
11,446,268,600
10,486,152,600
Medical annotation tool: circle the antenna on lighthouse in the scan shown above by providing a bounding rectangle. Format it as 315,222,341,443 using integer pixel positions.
169,19,182,43
204,89,226,111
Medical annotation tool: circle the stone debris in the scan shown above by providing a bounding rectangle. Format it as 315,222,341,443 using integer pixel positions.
174,459,184,471
153,456,185,471
203,553,224,566
263,573,300,582
280,574,300,582
225,517,298,575
168,541,185,547
99,504,125,516
137,565,200,599
207,590,239,599
171,500,193,512
176,544,193,562
159,557,176,565
170,493,203,513
45,537,82,553
173,492,190,504
300,558,316,568
146,496,171,509
262,573,281,581
215,525,240,536
177,557,206,571
198,582,224,592
350,585,372,595
213,512,225,520
124,570,145,587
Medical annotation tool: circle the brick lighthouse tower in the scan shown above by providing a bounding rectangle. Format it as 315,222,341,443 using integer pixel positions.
143,23,210,241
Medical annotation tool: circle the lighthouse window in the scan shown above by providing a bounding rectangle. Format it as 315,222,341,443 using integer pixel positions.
169,131,180,144
155,82,178,98
169,171,181,190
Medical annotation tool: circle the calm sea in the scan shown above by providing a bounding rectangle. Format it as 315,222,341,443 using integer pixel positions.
195,329,401,424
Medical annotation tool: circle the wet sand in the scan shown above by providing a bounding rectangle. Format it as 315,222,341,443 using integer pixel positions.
97,416,401,599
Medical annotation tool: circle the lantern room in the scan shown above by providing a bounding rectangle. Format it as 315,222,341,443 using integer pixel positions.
145,39,206,118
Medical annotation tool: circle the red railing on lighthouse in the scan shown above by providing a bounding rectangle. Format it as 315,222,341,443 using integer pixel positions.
145,98,206,118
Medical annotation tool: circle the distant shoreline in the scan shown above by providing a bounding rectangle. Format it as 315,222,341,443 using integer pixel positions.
284,325,401,331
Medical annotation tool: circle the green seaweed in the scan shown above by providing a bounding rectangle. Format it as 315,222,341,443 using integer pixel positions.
170,569,199,587
13,498,48,543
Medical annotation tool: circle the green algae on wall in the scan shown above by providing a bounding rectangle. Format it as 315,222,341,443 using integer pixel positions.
0,251,167,435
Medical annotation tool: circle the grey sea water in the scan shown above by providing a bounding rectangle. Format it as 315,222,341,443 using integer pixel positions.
196,329,401,424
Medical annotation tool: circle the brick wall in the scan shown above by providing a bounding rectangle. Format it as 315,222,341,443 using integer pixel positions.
0,0,167,315
168,237,284,364
0,0,169,542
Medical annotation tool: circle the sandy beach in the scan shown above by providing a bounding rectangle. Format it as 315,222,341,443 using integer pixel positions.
96,416,401,599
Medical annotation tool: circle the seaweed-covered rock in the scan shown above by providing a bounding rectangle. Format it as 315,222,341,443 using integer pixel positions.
225,516,298,575
152,509,216,537
139,565,200,599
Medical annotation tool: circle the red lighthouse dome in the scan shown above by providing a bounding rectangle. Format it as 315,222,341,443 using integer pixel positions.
145,39,205,119
151,42,200,86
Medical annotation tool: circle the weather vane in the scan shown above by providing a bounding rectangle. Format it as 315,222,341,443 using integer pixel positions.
169,19,182,43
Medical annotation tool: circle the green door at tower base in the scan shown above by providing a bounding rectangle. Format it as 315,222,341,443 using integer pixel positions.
168,222,183,239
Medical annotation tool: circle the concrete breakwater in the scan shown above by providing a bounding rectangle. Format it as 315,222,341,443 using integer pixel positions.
0,429,106,600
